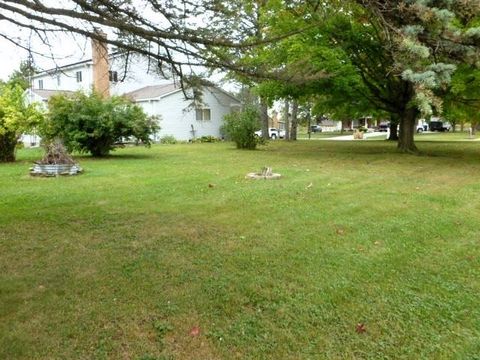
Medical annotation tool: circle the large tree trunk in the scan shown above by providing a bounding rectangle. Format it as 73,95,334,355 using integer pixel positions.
341,120,349,134
260,98,269,140
397,107,418,153
284,100,290,141
0,133,17,162
388,116,399,141
290,100,299,141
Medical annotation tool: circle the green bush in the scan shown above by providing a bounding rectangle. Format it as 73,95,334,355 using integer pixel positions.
43,91,159,157
0,83,43,162
199,135,220,143
222,107,262,149
160,135,177,144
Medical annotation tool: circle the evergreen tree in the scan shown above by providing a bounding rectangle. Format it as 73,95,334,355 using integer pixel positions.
8,59,37,90
353,0,480,151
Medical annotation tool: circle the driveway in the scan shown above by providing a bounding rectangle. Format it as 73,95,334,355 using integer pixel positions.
299,131,387,141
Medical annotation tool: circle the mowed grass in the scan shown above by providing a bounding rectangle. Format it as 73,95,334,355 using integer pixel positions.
297,131,342,139
1,141,480,359
415,131,479,142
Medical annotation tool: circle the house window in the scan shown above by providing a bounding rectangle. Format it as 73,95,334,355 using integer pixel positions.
109,70,118,82
196,108,211,121
76,71,83,83
38,80,43,90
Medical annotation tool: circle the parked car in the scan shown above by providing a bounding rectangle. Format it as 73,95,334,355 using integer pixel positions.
429,121,451,132
377,123,389,132
254,128,285,139
416,124,428,133
310,125,322,133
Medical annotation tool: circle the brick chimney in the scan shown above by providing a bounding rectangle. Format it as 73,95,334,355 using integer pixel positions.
91,31,110,97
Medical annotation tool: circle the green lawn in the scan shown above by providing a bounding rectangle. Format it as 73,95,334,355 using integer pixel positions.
1,141,479,359
415,131,479,142
297,130,344,139
363,132,480,142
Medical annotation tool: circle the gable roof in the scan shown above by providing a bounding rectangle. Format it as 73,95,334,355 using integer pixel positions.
33,51,122,77
124,83,241,104
29,89,76,100
320,119,339,126
124,83,180,101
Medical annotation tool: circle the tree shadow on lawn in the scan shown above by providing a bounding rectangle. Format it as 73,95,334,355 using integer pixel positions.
75,153,156,161
416,142,480,160
270,140,480,165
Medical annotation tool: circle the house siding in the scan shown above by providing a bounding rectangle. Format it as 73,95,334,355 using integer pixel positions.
25,51,241,146
31,55,169,95
33,64,93,93
137,87,240,141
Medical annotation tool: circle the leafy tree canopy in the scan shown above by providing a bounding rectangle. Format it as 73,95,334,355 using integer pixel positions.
443,64,480,130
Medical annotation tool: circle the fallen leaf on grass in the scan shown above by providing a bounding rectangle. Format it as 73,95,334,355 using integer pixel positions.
306,183,313,189
336,228,345,236
355,323,367,333
189,326,201,337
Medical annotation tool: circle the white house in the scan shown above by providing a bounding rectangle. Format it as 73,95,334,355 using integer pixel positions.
318,119,342,132
125,84,241,140
23,35,241,145
29,49,169,96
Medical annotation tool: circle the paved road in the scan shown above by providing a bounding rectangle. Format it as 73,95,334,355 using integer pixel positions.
299,132,387,141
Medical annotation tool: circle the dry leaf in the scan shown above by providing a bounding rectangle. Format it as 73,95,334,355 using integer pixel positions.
355,323,367,333
189,326,200,337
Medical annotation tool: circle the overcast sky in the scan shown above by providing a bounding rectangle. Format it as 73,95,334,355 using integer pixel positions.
0,1,210,82
0,39,23,80
0,23,98,81
0,13,240,95
0,1,241,93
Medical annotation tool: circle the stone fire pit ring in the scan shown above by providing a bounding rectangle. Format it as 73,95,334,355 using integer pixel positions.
246,166,281,180
30,163,83,177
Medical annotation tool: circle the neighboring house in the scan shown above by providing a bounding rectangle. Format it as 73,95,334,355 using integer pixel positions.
23,34,241,146
24,89,75,108
30,53,166,96
342,117,379,130
125,84,241,141
354,117,379,129
319,119,342,132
